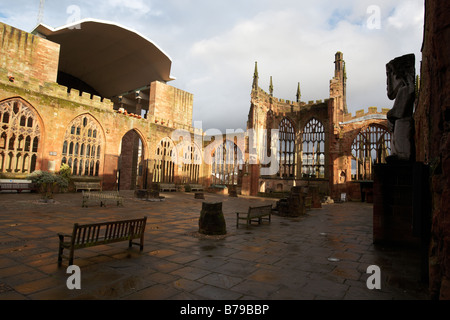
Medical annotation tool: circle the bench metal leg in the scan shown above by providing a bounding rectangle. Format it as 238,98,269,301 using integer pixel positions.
69,248,75,266
58,245,63,267
140,236,144,251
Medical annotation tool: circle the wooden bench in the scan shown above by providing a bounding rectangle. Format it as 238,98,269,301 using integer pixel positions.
58,217,147,266
0,181,37,193
189,184,204,192
236,205,273,228
159,183,176,192
82,191,124,207
74,181,102,192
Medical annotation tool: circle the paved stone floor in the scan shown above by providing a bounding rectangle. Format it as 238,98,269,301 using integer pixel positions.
0,190,430,301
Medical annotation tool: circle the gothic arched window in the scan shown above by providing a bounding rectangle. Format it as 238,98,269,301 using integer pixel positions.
153,137,176,183
211,140,244,185
351,124,391,180
0,98,41,174
61,115,103,177
301,118,325,179
278,118,296,178
180,142,202,184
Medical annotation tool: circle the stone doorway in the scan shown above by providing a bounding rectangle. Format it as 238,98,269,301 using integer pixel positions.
118,130,145,191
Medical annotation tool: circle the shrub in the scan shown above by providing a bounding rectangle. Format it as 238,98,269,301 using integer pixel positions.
59,164,72,181
27,170,69,199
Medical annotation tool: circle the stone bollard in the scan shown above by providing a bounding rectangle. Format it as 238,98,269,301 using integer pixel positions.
199,202,227,235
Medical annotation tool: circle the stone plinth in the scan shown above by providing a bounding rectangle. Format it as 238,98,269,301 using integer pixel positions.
195,192,205,199
135,189,165,202
275,186,306,217
308,186,322,208
373,162,430,281
199,202,227,236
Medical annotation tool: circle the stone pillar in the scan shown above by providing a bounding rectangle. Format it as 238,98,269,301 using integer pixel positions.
102,154,119,191
373,163,430,281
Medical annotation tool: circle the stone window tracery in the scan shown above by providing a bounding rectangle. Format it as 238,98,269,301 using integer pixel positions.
301,118,325,178
351,124,391,180
61,115,103,177
180,142,202,184
0,99,41,174
211,140,244,185
153,137,175,183
278,118,296,178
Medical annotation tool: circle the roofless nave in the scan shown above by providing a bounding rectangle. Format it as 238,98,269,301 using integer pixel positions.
0,19,392,200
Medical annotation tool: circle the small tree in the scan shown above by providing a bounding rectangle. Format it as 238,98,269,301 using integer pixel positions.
27,170,69,201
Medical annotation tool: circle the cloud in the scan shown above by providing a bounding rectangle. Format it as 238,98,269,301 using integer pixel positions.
177,1,424,132
0,0,425,132
387,1,425,29
103,0,157,15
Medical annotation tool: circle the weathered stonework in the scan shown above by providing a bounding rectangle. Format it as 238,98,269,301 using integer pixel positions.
243,52,390,201
414,0,450,300
0,21,201,191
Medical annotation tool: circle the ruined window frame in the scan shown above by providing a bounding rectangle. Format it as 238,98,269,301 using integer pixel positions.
351,124,391,181
61,115,104,177
211,140,244,185
180,142,202,184
301,118,326,179
153,137,176,183
278,117,296,179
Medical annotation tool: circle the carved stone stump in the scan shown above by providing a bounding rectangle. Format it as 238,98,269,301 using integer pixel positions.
199,202,227,235
135,189,148,199
195,192,205,199
148,191,161,199
308,186,322,208
289,186,306,216
276,187,306,217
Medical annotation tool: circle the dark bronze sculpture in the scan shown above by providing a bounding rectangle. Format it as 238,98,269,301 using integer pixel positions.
386,54,416,162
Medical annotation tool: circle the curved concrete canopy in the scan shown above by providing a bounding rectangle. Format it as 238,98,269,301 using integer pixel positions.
32,19,175,98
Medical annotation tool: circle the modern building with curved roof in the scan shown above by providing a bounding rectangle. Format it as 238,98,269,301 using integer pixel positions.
1,19,199,191
32,19,175,99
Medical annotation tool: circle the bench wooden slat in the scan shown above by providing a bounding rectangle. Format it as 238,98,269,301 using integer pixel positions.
159,183,176,192
82,191,123,207
74,182,102,192
58,217,147,266
236,205,272,228
0,182,37,193
188,184,204,191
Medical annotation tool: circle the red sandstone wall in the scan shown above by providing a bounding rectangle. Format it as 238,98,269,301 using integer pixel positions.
148,81,194,128
0,21,203,190
0,23,59,84
415,0,450,300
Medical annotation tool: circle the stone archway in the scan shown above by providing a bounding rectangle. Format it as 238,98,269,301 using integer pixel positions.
118,130,145,191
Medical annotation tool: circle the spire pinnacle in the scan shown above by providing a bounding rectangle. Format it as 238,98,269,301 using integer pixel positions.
269,76,273,96
296,82,301,102
252,61,259,90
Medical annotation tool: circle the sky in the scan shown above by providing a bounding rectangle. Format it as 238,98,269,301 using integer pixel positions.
0,0,425,132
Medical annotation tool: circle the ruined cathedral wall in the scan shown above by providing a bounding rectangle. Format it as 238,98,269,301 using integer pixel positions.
148,81,194,129
0,22,59,85
0,75,157,185
415,0,450,300
0,21,202,190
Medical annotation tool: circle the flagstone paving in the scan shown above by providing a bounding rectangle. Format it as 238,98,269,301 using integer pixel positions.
0,190,429,300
